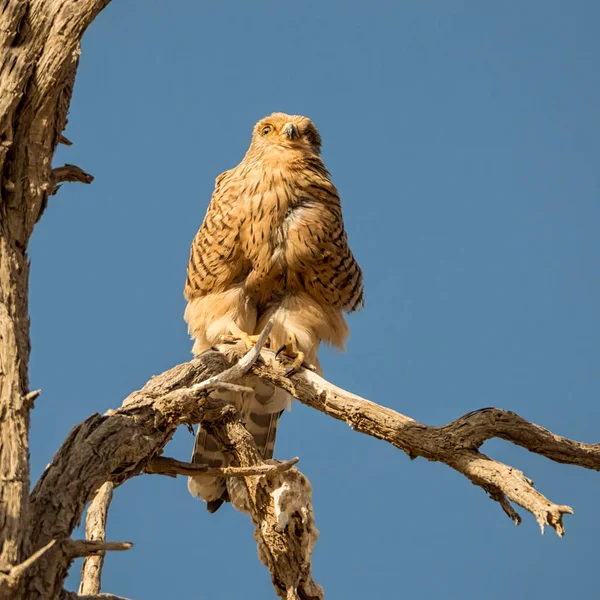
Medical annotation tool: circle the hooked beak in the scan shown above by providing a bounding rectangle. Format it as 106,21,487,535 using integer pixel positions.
282,122,298,140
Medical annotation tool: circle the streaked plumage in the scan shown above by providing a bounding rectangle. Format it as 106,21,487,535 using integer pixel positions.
185,112,363,511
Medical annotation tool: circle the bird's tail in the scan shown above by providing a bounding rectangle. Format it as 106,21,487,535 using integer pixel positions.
188,376,291,512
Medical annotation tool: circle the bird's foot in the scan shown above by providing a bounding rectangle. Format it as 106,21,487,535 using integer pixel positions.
220,323,270,351
275,333,316,377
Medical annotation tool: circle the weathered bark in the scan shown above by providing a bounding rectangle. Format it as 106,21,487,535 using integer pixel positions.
24,357,223,600
203,400,322,600
251,360,597,534
20,329,323,599
0,229,31,576
1,1,598,599
146,455,300,478
11,340,599,598
0,0,110,596
79,483,115,595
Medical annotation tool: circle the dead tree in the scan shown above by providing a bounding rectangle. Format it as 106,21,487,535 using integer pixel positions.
0,2,598,599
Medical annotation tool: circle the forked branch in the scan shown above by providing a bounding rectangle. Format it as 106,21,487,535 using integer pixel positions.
252,355,599,535
25,330,598,598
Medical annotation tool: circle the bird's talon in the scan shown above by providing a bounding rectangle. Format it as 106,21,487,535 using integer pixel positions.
219,324,271,350
283,354,305,377
275,334,308,377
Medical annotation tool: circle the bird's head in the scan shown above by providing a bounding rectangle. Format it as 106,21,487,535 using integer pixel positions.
249,113,322,156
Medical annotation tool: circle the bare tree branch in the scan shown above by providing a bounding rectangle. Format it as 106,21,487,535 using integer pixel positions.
51,164,94,185
21,340,322,598
22,389,42,409
79,483,115,595
0,540,56,597
192,317,274,392
146,455,300,478
14,337,596,597
21,338,278,599
203,403,323,599
0,537,130,600
252,353,597,535
63,592,132,600
50,164,94,194
63,541,132,559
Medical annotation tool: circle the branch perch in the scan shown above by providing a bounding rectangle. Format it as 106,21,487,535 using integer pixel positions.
23,337,598,597
190,317,274,393
146,455,299,478
252,353,596,536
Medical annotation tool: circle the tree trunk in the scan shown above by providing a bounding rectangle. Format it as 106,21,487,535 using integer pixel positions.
0,224,31,572
0,1,109,597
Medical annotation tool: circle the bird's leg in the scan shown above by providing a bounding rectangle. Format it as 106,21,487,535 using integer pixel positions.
275,333,316,377
220,322,270,350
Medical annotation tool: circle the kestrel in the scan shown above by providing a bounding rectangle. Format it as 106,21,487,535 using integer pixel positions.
184,112,363,512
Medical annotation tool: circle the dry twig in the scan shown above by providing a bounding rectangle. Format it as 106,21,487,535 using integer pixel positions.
0,541,57,597
63,541,133,559
79,483,115,595
146,455,299,478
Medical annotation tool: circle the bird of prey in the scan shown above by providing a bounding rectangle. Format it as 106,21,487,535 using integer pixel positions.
184,112,363,512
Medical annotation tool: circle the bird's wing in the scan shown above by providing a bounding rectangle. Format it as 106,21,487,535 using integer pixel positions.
286,170,364,313
184,170,246,301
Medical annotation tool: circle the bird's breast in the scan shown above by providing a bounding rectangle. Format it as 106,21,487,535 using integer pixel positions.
240,178,317,302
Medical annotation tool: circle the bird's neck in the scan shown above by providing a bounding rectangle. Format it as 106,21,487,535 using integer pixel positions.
243,147,325,174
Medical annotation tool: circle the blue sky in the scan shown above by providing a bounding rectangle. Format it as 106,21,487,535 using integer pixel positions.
29,1,599,598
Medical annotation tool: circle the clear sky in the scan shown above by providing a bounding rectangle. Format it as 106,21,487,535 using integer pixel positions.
29,1,599,598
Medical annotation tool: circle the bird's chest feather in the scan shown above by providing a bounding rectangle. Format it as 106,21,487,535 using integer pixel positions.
241,173,305,261
240,170,316,300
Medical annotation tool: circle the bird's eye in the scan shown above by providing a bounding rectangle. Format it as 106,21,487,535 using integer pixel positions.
261,125,273,136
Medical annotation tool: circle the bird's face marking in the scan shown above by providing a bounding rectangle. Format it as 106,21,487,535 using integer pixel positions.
251,113,322,156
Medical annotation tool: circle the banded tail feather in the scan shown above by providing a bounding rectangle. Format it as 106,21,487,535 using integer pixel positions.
187,378,290,512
